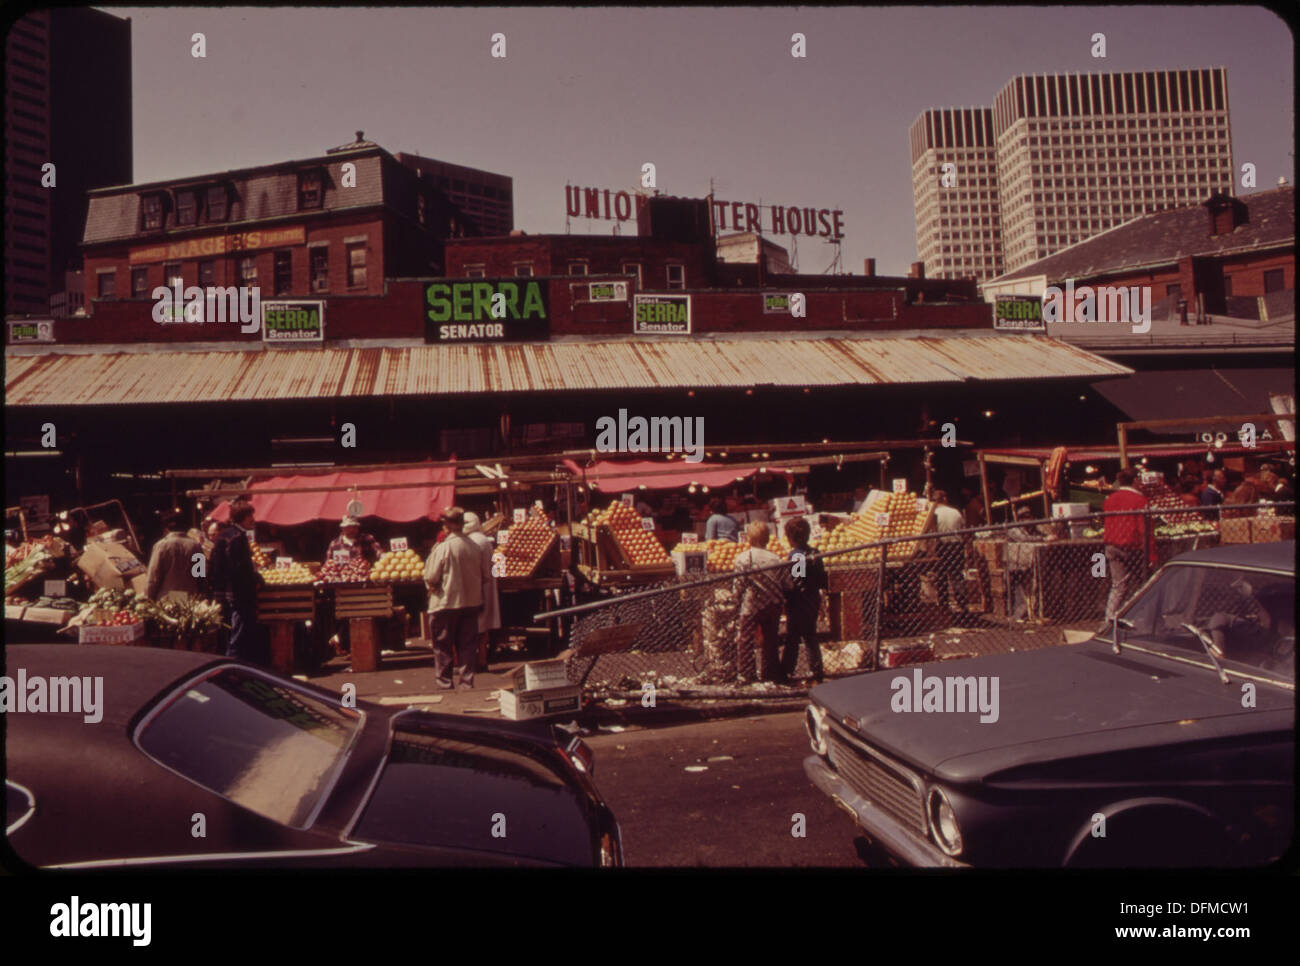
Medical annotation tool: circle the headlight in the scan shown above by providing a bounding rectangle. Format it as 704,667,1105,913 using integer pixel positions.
927,787,963,856
805,704,828,756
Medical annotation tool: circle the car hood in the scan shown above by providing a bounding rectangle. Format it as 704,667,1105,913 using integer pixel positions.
812,641,1294,782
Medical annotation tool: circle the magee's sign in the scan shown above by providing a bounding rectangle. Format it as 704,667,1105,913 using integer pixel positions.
129,226,306,265
424,279,549,342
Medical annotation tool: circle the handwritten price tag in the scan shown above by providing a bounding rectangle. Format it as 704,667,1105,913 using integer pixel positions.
390,537,408,553
276,557,293,570
513,508,527,523
682,532,699,544
620,493,635,507
915,497,926,512
875,512,891,527
641,517,655,531
333,549,350,563
892,478,907,494
497,529,509,546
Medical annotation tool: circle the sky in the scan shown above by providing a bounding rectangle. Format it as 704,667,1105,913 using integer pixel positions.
108,5,1294,276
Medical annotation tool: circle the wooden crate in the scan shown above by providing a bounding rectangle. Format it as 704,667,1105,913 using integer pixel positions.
257,587,315,622
334,584,394,619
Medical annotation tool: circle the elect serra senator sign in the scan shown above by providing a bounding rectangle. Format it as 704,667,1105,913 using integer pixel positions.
424,279,549,342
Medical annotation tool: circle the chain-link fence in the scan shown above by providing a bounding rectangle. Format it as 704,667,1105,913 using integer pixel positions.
540,501,1294,698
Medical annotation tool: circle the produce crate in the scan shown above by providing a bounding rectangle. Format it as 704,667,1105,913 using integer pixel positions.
79,622,146,644
256,586,315,622
1219,516,1294,545
333,585,394,619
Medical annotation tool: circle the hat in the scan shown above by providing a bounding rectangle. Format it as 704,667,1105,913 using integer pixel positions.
341,516,360,528
462,511,481,533
443,506,465,525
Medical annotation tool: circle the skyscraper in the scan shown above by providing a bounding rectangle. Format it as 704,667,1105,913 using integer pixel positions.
4,8,133,317
910,68,1235,281
909,108,1005,281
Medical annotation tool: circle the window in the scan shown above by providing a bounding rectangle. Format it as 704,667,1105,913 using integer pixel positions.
346,243,367,288
96,271,115,298
131,267,148,297
176,190,198,226
206,185,228,222
142,194,164,231
298,169,324,210
164,262,183,287
417,194,427,226
199,260,216,287
465,264,486,278
310,248,329,292
513,263,534,277
1263,269,1285,294
568,261,588,276
273,251,292,295
239,256,257,284
666,264,685,289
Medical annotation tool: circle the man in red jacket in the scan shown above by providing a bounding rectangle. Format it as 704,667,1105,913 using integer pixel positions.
1103,468,1158,621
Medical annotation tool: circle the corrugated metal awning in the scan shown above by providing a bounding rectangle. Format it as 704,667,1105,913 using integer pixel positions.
5,335,1130,407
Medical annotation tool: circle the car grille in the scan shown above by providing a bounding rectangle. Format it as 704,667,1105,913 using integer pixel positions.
826,728,927,839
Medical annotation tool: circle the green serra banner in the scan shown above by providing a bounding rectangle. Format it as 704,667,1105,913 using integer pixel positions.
424,279,550,342
262,300,324,343
992,294,1045,332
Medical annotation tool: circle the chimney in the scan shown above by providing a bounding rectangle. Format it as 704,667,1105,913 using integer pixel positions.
863,258,876,277
1203,193,1248,237
909,261,926,279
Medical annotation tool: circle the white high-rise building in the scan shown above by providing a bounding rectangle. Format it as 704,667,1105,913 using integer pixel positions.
910,68,1235,281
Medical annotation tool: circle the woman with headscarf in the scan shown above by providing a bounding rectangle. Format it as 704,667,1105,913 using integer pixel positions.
462,512,502,666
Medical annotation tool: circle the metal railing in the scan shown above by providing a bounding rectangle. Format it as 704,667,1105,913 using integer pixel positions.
537,501,1294,696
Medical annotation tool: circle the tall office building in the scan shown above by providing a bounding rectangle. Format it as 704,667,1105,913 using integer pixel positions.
910,68,1234,281
4,8,133,317
909,107,1005,281
394,153,514,237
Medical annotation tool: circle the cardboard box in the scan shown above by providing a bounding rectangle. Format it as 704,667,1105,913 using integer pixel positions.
79,621,146,644
76,541,146,590
879,641,934,668
508,658,570,692
498,684,582,720
672,548,709,576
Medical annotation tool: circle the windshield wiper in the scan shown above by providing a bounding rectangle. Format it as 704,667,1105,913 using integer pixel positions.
1181,622,1231,685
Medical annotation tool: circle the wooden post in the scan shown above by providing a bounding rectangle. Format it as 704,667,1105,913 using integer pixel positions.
1118,423,1130,471
269,623,295,673
350,618,381,672
979,453,992,525
871,544,888,669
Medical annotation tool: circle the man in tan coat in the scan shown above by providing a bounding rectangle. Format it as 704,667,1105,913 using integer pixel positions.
147,512,206,602
424,507,484,689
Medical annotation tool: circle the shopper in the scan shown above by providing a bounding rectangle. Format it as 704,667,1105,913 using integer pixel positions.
705,497,740,542
462,512,501,667
1004,506,1042,621
930,490,968,614
1199,470,1227,507
779,517,826,684
1102,469,1157,622
209,500,266,663
146,512,205,602
424,507,484,690
732,521,786,683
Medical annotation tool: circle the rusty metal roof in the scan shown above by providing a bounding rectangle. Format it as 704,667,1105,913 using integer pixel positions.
5,335,1130,407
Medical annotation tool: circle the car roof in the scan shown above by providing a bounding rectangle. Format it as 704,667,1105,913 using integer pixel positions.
1168,540,1295,573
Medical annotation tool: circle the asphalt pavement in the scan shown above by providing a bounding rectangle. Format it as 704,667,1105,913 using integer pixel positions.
585,711,877,867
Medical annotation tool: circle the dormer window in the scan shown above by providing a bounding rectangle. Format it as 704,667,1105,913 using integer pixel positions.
141,193,164,231
299,169,324,210
206,185,228,222
175,189,198,226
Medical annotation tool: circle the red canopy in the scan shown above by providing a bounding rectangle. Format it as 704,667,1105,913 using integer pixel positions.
563,458,760,492
209,466,457,525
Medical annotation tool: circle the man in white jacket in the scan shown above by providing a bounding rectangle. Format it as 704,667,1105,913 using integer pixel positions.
424,507,483,689
462,512,501,667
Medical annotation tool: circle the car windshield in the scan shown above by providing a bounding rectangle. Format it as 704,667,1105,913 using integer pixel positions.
1118,565,1295,680
136,667,363,829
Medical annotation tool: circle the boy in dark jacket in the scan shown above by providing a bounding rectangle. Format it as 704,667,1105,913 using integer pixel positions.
779,517,827,683
209,500,266,663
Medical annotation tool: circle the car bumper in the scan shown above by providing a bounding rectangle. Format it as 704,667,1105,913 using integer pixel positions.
803,755,968,869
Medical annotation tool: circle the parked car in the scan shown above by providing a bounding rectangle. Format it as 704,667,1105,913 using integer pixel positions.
804,541,1294,867
5,645,622,869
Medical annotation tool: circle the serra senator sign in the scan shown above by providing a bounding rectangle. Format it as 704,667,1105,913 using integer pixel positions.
424,279,549,342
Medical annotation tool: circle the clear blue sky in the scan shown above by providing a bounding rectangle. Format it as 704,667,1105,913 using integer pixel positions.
110,5,1294,276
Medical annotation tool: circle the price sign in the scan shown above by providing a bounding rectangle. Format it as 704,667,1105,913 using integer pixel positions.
333,549,351,563
275,557,293,570
682,532,699,544
513,508,527,523
390,537,408,553
620,493,635,507
915,497,926,512
497,529,509,546
43,579,66,597
892,478,907,494
810,523,823,540
641,517,655,531
875,512,891,527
